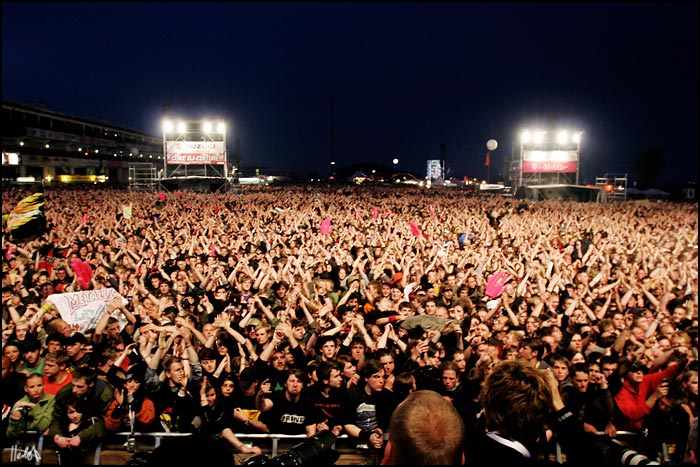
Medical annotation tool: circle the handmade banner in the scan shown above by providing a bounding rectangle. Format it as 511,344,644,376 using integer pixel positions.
46,288,127,334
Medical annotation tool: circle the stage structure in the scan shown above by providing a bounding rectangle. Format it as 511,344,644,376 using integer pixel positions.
511,128,582,187
510,127,603,202
160,119,229,192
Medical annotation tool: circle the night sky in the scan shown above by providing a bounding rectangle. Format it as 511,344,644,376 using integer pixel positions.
2,2,698,186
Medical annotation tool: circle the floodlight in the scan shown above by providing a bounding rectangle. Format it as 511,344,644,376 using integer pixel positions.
163,120,173,133
217,122,226,133
177,121,187,133
521,130,531,143
533,132,545,144
558,130,568,144
572,132,581,144
203,121,212,133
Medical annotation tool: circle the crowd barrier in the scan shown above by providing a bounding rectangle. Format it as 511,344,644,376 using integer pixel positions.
2,431,374,465
3,430,657,465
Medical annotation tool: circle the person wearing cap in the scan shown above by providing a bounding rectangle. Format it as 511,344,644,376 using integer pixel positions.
105,363,157,433
64,332,95,372
17,337,45,376
614,351,690,433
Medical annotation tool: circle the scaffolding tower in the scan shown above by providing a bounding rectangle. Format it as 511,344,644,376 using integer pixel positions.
128,162,157,192
595,173,628,200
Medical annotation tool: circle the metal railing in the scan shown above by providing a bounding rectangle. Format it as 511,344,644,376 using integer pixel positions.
4,429,659,465
3,431,359,465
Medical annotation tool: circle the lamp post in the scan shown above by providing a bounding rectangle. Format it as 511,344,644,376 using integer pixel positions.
162,120,173,180
486,139,498,184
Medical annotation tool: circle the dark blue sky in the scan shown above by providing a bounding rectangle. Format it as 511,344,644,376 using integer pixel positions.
2,2,698,185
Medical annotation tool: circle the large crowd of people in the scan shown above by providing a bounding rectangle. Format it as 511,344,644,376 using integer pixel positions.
1,183,697,464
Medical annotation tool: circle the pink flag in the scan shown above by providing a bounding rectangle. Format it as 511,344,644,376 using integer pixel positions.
210,244,217,257
158,192,166,202
214,206,220,214
70,258,93,290
320,217,332,235
409,222,421,237
372,207,379,219
355,208,361,221
380,211,391,218
177,190,183,197
81,213,88,224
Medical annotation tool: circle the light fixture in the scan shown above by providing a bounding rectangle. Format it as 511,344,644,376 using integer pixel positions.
558,130,569,144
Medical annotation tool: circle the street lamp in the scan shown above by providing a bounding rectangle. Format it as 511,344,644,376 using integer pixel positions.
486,139,498,183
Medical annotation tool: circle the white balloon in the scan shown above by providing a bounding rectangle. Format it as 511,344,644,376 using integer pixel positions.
486,139,498,151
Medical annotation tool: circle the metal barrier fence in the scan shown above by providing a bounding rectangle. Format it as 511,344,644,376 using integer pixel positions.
4,430,656,465
3,431,362,465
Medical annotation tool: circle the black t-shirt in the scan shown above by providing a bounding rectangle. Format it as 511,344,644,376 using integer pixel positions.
306,386,346,429
259,392,316,435
340,385,393,432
